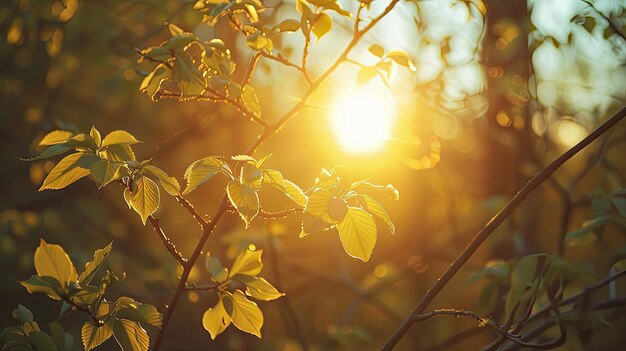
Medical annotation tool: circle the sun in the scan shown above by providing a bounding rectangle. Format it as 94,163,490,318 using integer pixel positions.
331,86,396,154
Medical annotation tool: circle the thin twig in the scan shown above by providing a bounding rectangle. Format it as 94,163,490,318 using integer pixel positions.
258,207,302,219
148,216,186,265
381,106,626,351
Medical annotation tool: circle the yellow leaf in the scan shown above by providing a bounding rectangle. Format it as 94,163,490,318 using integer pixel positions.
312,12,332,40
142,165,180,196
336,207,377,262
202,297,231,340
244,277,284,301
81,322,113,351
230,290,263,338
39,130,73,146
123,187,132,209
89,159,122,187
359,195,395,234
34,239,78,285
226,180,259,227
101,130,141,148
89,126,102,147
112,319,149,351
79,242,113,284
301,188,337,235
183,156,226,194
230,248,263,277
39,153,92,191
386,49,416,71
283,180,307,207
131,176,160,225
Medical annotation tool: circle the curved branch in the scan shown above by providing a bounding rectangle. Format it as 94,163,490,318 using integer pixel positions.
148,216,186,265
381,106,626,351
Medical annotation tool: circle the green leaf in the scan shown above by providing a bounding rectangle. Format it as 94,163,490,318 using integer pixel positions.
359,195,394,234
130,176,160,225
79,242,113,285
202,297,231,340
301,188,337,236
239,276,284,301
183,156,226,194
230,248,263,277
25,144,70,161
227,180,259,227
65,133,98,151
206,254,229,282
90,159,122,187
81,322,113,351
312,13,332,40
101,130,140,148
20,275,63,300
369,44,385,57
386,49,416,71
505,254,547,320
39,153,93,191
336,207,377,262
242,85,261,117
12,305,33,322
29,331,59,351
39,130,73,146
111,319,149,351
612,189,626,217
34,239,78,286
142,165,180,196
564,227,597,247
230,290,263,338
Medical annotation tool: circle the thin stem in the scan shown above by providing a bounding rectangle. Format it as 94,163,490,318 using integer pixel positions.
381,106,626,351
175,195,208,229
262,52,312,83
63,296,102,327
184,283,219,292
148,216,186,265
153,198,229,350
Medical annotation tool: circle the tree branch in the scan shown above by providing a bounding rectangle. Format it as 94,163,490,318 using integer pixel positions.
381,106,626,351
148,216,186,265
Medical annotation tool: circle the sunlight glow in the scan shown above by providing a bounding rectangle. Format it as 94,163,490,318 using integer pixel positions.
331,87,395,153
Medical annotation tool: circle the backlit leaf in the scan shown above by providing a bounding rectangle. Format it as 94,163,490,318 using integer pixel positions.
79,242,113,285
140,64,170,102
90,159,122,187
336,207,377,262
183,156,226,194
230,290,263,338
39,130,73,146
283,180,307,207
359,195,394,234
301,188,337,235
227,180,259,227
130,176,160,225
81,322,113,351
142,165,180,196
274,19,301,33
102,144,136,162
357,66,378,85
20,275,63,300
34,239,78,285
112,319,149,351
101,130,140,148
230,248,263,277
202,297,231,340
39,153,93,191
241,163,263,190
242,276,284,301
